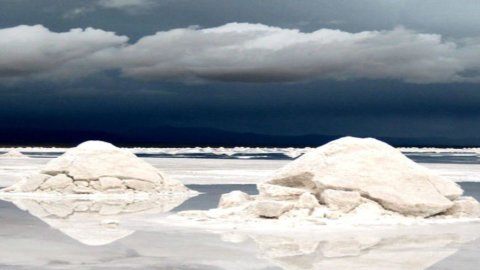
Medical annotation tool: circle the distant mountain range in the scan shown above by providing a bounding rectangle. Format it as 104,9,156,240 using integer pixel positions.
0,126,479,148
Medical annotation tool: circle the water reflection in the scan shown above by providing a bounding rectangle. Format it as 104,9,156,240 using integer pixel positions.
237,223,480,270
0,196,190,246
0,196,479,269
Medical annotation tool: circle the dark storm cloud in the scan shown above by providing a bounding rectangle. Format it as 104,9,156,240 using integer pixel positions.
2,79,480,140
1,23,480,83
2,0,480,146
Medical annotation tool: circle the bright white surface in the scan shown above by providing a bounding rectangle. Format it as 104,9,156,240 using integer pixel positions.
0,151,480,269
3,156,480,187
420,163,480,183
1,197,479,270
258,137,462,217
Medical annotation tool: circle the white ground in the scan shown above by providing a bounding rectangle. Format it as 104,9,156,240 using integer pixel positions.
2,156,480,188
0,151,480,269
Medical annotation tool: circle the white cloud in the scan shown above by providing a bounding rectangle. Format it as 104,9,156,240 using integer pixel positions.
0,25,127,80
117,23,469,83
2,23,480,84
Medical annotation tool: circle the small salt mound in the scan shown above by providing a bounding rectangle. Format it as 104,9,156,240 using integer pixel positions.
177,137,480,225
1,149,27,158
2,141,191,195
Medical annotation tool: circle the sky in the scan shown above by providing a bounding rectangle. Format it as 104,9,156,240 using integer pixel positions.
1,0,480,146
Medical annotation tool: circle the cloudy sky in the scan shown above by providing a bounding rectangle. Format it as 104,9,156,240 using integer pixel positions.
1,0,480,146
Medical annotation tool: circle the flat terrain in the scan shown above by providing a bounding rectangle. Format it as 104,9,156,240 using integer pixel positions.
0,151,479,269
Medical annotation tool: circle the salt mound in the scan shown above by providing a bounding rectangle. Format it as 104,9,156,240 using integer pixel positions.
263,137,463,217
1,149,27,158
2,141,191,195
176,137,480,226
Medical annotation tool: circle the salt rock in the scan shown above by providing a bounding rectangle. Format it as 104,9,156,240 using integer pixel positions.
345,199,397,222
40,174,73,190
3,141,190,194
445,197,480,218
429,177,463,200
99,177,125,191
124,179,156,191
321,189,361,213
90,181,101,190
265,137,459,217
19,174,50,192
75,181,89,187
258,183,306,200
255,201,294,218
218,191,251,208
296,192,320,209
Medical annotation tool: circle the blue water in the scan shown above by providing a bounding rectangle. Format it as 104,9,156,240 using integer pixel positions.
460,182,480,199
18,152,293,160
15,150,480,164
404,152,480,164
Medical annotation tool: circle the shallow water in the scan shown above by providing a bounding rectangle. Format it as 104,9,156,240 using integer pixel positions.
1,153,480,269
8,148,480,163
0,184,479,269
404,152,480,164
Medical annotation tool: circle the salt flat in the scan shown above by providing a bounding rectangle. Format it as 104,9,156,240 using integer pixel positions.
0,150,479,269
0,157,288,187
2,156,480,187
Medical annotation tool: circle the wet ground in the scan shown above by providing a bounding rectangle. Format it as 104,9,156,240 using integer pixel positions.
0,153,479,269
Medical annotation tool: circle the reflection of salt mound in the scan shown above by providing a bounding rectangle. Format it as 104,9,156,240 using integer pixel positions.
1,149,28,158
4,196,189,246
239,223,480,270
2,141,191,195
177,137,480,225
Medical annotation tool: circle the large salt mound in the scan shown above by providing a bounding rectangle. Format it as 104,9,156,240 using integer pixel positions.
176,137,480,225
263,136,463,217
2,141,190,195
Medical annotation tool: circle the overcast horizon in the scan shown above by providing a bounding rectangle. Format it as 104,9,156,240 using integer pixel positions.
2,0,480,147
